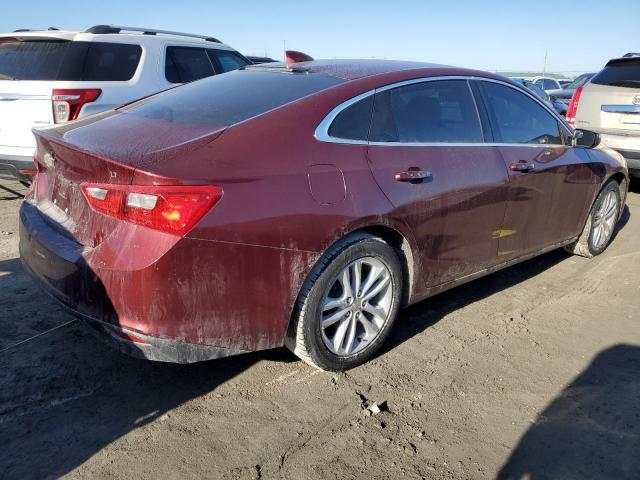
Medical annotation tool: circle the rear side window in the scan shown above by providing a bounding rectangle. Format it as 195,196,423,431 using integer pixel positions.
0,40,141,81
591,59,640,88
77,43,141,81
123,69,344,128
211,50,250,73
0,41,68,80
369,80,483,143
480,82,561,145
328,96,373,141
165,46,216,83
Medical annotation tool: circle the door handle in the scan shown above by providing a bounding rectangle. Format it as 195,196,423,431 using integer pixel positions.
510,161,535,172
394,169,432,184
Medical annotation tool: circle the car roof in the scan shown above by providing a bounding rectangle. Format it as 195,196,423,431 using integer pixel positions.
249,58,509,83
0,29,237,50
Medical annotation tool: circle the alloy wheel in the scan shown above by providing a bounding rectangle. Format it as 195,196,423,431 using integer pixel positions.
591,190,618,250
320,257,393,356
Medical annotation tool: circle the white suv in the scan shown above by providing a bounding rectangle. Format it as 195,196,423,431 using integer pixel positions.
568,53,640,177
0,25,251,182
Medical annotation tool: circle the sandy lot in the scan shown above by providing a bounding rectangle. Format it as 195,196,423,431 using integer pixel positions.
1,179,639,480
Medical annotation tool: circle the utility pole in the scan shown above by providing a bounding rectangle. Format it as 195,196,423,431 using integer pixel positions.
283,40,286,62
542,49,547,77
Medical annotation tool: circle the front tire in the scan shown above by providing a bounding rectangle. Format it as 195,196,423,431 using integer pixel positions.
285,233,403,371
564,180,621,258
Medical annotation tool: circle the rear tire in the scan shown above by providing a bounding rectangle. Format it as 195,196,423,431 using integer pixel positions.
564,180,621,258
285,233,403,371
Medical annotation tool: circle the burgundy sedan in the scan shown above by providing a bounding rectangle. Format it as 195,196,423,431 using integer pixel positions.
20,58,628,371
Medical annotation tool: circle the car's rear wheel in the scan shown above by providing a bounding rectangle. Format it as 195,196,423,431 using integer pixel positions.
564,180,621,258
286,233,402,371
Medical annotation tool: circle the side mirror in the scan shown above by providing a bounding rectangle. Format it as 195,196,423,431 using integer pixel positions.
572,129,600,149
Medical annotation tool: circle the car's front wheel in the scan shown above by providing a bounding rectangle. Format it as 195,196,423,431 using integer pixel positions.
565,179,622,258
286,233,403,371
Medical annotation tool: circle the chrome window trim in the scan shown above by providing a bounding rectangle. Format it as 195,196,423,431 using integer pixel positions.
0,93,51,101
601,105,640,114
314,75,572,147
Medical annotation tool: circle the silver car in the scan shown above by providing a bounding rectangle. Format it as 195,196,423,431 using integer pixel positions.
568,53,640,177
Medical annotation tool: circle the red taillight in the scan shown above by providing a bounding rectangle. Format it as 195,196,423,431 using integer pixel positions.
80,184,223,236
52,88,101,123
566,86,583,126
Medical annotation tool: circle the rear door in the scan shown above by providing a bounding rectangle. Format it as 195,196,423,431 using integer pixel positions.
365,79,510,287
477,80,597,258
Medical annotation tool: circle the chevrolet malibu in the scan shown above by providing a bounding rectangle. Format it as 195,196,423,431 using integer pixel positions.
20,58,629,371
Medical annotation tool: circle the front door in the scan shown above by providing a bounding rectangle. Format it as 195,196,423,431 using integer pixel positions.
476,80,595,259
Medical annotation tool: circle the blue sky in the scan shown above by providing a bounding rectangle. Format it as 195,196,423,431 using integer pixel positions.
3,0,638,75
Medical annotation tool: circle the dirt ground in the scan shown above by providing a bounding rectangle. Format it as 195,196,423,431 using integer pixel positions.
1,179,639,480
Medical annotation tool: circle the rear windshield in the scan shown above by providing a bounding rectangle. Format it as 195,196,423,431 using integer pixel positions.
591,59,640,89
0,40,142,81
121,69,344,128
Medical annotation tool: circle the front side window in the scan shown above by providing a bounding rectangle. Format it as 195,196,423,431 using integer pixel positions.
165,46,215,83
369,80,483,143
480,82,562,145
211,50,250,73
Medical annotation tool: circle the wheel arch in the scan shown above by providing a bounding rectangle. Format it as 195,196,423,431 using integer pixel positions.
354,224,416,307
283,219,420,348
605,171,628,219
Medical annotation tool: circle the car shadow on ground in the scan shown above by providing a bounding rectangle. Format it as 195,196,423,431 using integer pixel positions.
382,203,631,356
0,183,26,201
0,185,633,478
497,344,640,480
0,255,294,479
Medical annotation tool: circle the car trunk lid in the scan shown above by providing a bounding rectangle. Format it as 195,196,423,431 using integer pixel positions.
32,112,225,248
575,83,640,134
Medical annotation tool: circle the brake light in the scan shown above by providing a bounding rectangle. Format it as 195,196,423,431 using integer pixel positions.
80,184,223,236
566,86,583,126
52,89,101,123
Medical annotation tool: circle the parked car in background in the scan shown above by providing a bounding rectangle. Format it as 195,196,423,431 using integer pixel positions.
0,25,250,183
547,72,596,116
559,80,572,88
568,53,640,177
246,55,277,64
529,76,567,92
20,57,628,371
512,78,567,115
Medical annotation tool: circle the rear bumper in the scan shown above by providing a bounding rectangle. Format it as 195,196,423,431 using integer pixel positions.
619,151,640,176
0,153,35,182
19,196,313,362
597,133,640,174
18,200,247,363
